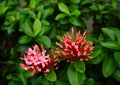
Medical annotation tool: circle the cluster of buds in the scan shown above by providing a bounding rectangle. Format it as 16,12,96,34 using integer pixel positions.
56,28,94,63
20,28,94,75
20,44,58,75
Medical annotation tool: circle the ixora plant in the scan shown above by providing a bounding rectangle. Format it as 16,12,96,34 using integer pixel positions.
20,28,94,85
1,0,120,85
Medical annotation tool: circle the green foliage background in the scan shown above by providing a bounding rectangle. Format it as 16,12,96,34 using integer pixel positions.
1,0,120,85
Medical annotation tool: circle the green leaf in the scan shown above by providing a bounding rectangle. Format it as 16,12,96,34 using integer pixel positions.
29,0,37,9
111,27,120,44
43,8,54,19
69,17,81,26
112,0,117,8
67,64,85,85
19,35,32,44
89,4,98,11
102,28,116,41
24,19,34,37
74,61,85,73
91,46,103,58
35,35,51,48
33,19,41,37
100,40,120,50
28,11,36,19
58,3,70,15
49,24,56,39
55,80,68,85
71,10,81,16
113,69,120,82
114,51,120,65
84,78,94,85
45,70,57,81
89,54,104,64
102,56,116,77
55,13,68,20
0,6,9,15
10,48,16,57
70,0,81,4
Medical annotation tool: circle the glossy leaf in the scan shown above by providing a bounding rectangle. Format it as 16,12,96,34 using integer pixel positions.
113,69,120,81
114,51,120,65
69,17,81,26
100,40,120,50
74,61,85,73
55,13,68,20
111,27,120,44
19,35,32,44
91,45,102,58
35,35,51,48
24,19,34,37
102,28,116,40
67,64,85,85
58,3,70,15
71,10,81,16
45,70,57,81
102,56,116,77
89,54,104,64
33,19,41,37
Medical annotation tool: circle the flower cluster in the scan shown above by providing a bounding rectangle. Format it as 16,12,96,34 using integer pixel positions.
20,28,94,75
56,28,94,63
20,44,58,75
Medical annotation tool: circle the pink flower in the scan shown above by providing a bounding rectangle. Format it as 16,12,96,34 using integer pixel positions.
56,28,94,63
20,44,58,75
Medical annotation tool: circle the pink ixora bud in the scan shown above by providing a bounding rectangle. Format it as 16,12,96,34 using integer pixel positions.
20,44,58,75
56,28,94,63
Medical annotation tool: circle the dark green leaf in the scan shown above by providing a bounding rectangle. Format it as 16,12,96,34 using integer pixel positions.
114,51,120,65
69,17,81,26
89,4,98,11
35,35,51,48
102,56,116,77
45,70,57,81
55,80,68,85
100,40,120,50
91,46,102,58
24,19,34,37
55,13,68,20
58,3,70,15
102,28,116,40
19,35,32,44
10,48,16,57
67,64,85,85
111,27,120,44
74,61,85,73
113,69,120,81
84,78,94,85
70,0,81,4
33,19,41,37
89,54,104,64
